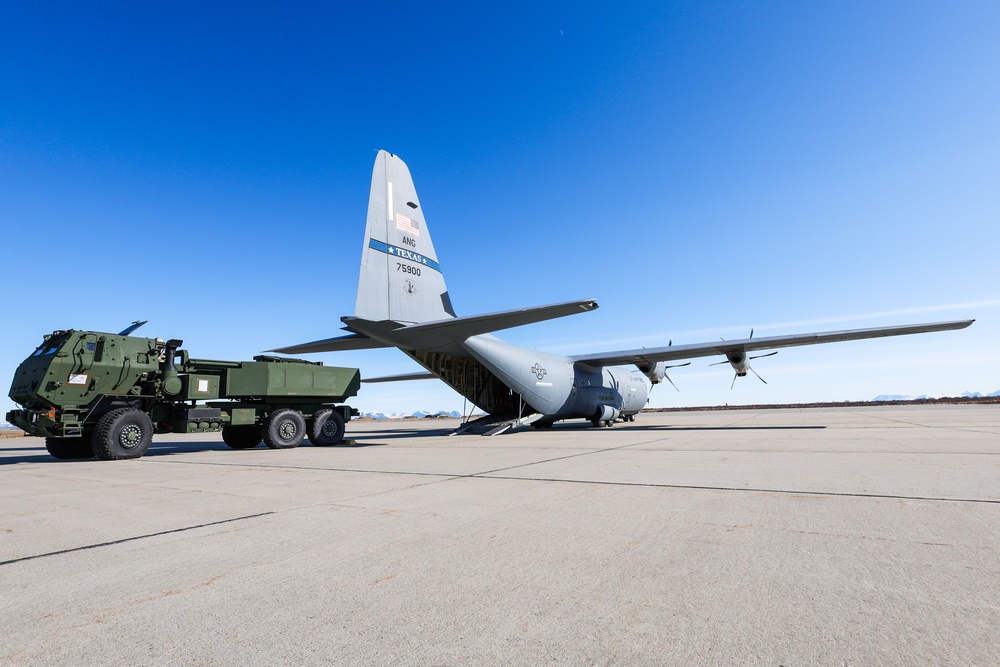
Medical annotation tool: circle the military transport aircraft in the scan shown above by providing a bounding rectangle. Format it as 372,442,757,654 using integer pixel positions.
272,151,973,430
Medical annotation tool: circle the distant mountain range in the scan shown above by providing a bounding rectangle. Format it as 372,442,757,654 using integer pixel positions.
358,410,463,421
873,390,1000,401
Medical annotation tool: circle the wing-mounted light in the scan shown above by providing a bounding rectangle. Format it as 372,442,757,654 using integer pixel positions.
710,329,778,389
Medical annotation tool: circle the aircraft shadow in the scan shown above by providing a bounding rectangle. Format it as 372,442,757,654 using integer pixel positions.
634,425,827,431
533,423,827,432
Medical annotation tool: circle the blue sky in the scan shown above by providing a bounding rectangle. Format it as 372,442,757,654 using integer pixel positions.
2,1,998,417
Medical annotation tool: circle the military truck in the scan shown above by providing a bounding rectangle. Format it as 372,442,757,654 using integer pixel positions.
7,324,360,460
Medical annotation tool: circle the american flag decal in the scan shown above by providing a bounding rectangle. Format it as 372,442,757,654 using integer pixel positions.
395,213,420,237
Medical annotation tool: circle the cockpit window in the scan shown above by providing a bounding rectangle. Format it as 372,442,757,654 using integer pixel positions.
30,333,70,357
31,344,59,356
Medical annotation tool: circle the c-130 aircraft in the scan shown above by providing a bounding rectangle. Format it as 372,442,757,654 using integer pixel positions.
273,151,973,430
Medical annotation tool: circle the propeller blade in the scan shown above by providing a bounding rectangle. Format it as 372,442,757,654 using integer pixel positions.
749,351,778,360
665,373,680,392
749,365,768,384
665,362,691,369
731,373,737,390
710,359,729,367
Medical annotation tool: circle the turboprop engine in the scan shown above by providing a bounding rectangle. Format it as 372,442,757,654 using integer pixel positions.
710,332,779,389
723,350,750,377
636,360,690,391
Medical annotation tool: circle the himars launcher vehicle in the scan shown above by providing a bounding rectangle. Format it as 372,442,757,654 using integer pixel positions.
7,323,360,460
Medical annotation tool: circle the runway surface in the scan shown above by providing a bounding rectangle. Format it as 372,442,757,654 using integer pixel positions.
2,405,998,665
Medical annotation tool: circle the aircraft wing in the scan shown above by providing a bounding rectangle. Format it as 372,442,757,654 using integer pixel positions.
569,320,975,367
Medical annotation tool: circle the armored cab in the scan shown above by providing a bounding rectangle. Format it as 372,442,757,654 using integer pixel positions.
8,330,162,441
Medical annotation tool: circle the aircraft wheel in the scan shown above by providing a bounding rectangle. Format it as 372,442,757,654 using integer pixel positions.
93,408,153,460
591,417,602,428
308,409,345,446
263,409,306,449
222,425,262,449
44,437,94,460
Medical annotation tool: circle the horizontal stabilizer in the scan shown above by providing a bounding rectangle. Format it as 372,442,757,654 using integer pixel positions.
396,299,599,338
268,333,392,355
571,320,975,367
363,371,438,384
342,299,600,350
270,300,599,355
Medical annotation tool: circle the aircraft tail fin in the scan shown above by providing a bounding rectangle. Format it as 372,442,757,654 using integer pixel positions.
354,150,456,325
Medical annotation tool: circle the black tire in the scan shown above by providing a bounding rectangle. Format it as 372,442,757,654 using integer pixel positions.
308,409,345,446
222,425,262,449
263,409,305,449
92,408,153,460
44,437,94,460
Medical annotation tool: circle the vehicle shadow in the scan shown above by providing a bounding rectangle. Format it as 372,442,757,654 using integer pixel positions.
143,440,390,456
0,452,59,465
0,440,388,464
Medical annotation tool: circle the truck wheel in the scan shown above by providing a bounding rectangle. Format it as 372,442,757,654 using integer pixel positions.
308,409,345,446
93,408,153,460
263,409,305,449
44,437,95,460
222,426,262,449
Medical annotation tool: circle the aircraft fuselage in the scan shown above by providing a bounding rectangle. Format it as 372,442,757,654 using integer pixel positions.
462,336,648,422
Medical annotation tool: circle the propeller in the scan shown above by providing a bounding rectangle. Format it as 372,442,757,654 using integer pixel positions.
736,351,779,388
711,329,779,389
659,361,691,392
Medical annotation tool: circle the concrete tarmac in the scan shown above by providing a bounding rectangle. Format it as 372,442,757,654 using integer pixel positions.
1,405,998,665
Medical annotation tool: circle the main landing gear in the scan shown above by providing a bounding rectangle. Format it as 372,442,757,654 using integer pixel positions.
591,413,636,428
